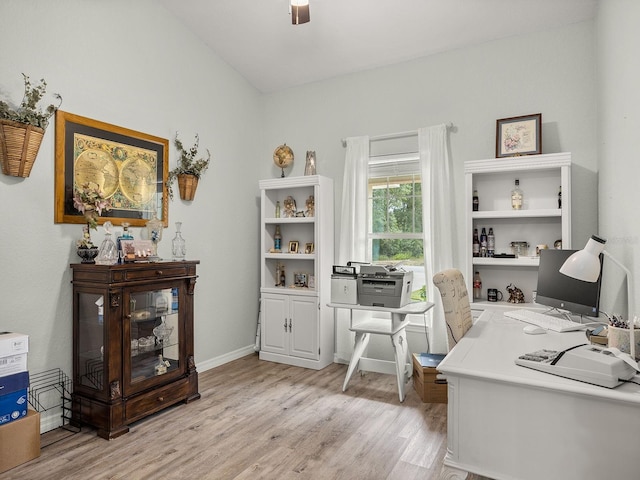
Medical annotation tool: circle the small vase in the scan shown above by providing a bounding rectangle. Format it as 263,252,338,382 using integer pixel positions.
146,213,164,256
304,151,316,176
77,247,99,264
172,222,186,261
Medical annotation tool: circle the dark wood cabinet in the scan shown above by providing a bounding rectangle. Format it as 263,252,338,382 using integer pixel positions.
70,261,200,439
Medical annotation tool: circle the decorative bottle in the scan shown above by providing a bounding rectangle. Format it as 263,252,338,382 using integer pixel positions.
511,179,523,210
472,228,480,257
117,222,134,262
473,271,482,300
472,189,479,211
275,201,281,218
480,227,488,257
96,221,118,265
279,264,286,287
154,354,167,376
487,227,495,257
171,221,186,261
274,225,282,251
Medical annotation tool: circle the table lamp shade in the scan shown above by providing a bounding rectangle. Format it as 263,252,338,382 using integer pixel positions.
559,235,606,282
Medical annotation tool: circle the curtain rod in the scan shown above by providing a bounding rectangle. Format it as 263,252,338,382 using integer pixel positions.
341,123,454,147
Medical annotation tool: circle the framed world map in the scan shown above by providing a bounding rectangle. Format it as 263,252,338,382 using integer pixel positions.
54,111,169,228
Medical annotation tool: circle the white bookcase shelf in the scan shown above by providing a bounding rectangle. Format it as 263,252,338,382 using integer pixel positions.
259,175,334,370
465,153,572,308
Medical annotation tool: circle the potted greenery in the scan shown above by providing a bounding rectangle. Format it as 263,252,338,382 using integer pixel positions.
72,181,112,263
166,132,211,201
0,74,62,177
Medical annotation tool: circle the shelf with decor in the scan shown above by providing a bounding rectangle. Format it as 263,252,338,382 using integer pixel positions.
465,153,571,311
259,175,334,369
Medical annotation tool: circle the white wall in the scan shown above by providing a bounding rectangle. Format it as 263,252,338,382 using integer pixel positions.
597,0,640,319
0,0,264,382
0,0,611,383
261,21,599,358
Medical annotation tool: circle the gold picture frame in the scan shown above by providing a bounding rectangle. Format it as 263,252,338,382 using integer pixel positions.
496,113,542,158
55,111,169,228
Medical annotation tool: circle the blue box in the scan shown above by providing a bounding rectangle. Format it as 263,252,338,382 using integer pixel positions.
0,371,29,425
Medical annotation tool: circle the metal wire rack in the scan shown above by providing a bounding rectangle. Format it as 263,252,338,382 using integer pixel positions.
27,368,78,435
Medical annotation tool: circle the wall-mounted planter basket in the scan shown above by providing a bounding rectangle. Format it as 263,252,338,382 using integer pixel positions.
0,119,45,177
177,173,199,201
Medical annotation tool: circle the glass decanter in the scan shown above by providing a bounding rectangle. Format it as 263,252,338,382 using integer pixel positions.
172,221,186,261
95,221,119,265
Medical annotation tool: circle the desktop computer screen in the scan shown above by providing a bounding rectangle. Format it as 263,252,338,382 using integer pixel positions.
536,249,603,317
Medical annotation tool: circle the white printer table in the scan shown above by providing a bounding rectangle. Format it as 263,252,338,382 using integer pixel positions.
328,302,434,402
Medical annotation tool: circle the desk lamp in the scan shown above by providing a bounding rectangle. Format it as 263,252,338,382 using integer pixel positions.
559,235,636,359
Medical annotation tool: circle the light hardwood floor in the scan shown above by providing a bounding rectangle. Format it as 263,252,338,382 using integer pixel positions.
4,354,488,479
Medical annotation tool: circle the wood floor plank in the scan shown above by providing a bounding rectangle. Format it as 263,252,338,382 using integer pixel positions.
3,354,491,480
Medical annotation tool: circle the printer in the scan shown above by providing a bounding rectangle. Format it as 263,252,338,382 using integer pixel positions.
357,265,413,308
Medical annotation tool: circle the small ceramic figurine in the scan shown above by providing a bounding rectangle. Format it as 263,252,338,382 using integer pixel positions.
506,283,525,303
283,196,296,218
305,195,315,217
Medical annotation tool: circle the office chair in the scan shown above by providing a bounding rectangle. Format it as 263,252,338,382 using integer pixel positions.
433,268,473,351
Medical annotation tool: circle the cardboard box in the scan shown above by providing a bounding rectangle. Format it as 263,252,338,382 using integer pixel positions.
0,371,29,425
0,332,29,358
412,353,448,404
0,409,40,473
0,353,28,377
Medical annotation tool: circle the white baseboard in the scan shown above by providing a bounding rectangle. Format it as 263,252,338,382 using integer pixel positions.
196,344,257,372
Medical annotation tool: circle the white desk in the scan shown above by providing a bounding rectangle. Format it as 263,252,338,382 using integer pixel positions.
437,309,640,480
328,302,434,402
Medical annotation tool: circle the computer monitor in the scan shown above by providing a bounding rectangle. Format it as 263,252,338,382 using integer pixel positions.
535,249,603,317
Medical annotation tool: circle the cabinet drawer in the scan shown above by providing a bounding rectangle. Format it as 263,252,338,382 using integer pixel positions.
123,265,191,281
125,377,189,422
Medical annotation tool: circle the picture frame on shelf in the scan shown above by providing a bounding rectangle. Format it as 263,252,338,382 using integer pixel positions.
54,111,169,228
308,275,315,289
305,242,314,254
289,241,299,253
496,113,542,158
294,272,308,287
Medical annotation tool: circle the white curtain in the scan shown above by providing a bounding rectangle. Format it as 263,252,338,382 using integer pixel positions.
419,125,456,353
336,129,455,359
335,136,369,362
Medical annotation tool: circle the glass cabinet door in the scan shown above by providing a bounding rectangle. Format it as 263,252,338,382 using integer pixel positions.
127,287,181,391
77,291,105,391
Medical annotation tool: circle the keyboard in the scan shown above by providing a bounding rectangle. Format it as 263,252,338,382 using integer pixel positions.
504,309,586,332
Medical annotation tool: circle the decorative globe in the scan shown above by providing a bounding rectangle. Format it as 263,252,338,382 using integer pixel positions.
273,144,294,177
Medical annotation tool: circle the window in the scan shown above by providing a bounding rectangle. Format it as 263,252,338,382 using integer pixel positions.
367,151,426,301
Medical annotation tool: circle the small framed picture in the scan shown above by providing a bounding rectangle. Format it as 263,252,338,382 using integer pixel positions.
120,239,154,261
294,272,308,287
496,113,542,158
289,241,299,253
304,242,314,254
308,275,315,289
